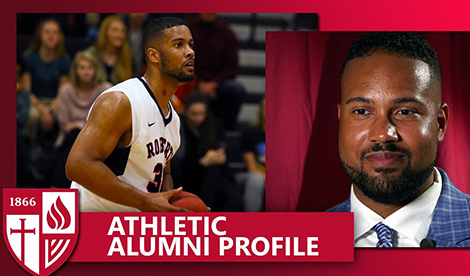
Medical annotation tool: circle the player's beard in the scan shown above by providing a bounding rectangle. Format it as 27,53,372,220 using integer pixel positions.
339,143,436,205
160,53,194,83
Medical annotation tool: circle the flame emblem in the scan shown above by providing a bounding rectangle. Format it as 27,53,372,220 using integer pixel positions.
47,196,71,230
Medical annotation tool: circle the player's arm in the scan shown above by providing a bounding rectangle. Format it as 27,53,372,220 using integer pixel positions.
66,92,185,212
162,161,173,192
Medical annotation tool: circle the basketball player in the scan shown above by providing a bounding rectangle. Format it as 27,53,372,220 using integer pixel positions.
66,17,196,212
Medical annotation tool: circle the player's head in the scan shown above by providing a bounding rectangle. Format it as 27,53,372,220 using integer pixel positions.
27,18,66,57
337,32,448,205
184,91,209,128
143,17,195,83
143,17,188,50
69,51,106,88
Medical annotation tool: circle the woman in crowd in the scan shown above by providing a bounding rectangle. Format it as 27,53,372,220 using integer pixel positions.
23,18,71,135
87,15,133,84
240,97,266,211
52,51,112,188
172,91,243,211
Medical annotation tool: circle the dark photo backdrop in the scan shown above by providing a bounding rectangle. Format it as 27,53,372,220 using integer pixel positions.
265,32,470,212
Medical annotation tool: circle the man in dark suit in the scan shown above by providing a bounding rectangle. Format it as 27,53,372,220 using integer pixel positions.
327,32,470,248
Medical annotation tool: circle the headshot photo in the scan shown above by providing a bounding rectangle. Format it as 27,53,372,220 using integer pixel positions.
265,32,470,247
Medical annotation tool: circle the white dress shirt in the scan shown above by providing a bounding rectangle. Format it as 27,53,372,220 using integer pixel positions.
351,167,442,247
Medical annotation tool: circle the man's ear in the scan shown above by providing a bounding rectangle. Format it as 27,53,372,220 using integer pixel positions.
437,103,449,142
147,47,160,64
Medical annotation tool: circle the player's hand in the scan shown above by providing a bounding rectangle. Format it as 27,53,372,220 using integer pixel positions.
198,81,218,99
139,187,191,212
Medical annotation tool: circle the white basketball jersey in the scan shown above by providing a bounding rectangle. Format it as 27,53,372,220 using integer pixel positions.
71,77,180,212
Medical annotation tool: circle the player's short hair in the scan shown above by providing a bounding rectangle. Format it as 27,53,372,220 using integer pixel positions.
341,32,442,89
142,17,187,54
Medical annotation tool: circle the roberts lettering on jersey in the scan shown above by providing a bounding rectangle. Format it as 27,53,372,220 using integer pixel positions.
71,78,181,212
146,137,174,163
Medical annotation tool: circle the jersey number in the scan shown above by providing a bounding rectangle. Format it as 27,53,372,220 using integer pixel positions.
147,163,163,193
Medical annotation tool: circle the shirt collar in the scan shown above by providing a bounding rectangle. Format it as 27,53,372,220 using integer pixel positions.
351,167,442,244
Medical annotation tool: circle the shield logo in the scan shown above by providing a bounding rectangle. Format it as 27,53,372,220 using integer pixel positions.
3,189,79,276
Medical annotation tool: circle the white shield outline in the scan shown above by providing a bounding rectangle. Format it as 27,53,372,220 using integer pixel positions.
3,189,79,276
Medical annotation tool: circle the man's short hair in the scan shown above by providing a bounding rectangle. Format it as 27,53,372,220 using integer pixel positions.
142,17,187,57
341,32,442,89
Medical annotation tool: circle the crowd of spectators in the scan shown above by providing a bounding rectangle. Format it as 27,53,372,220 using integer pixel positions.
17,13,265,212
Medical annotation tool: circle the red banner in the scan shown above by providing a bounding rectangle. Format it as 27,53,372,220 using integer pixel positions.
70,213,353,262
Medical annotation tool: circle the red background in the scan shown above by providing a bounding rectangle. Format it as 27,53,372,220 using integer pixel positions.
3,0,470,275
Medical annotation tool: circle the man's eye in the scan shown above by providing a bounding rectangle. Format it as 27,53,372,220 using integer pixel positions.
397,110,415,116
175,43,182,47
353,109,369,115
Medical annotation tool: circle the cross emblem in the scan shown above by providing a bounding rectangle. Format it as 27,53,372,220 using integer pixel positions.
10,218,36,264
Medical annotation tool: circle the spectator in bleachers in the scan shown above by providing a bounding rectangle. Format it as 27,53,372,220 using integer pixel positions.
52,51,112,188
125,13,149,77
186,13,246,130
239,97,266,211
87,15,133,84
172,91,243,211
23,18,71,136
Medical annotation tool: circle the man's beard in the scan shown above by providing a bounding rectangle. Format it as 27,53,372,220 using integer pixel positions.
160,53,194,83
339,143,436,205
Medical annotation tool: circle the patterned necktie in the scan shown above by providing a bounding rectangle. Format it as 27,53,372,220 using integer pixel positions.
374,222,395,248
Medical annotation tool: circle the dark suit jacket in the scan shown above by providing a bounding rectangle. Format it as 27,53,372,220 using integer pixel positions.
327,168,470,247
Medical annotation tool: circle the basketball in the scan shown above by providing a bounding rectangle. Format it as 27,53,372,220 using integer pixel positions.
169,191,210,212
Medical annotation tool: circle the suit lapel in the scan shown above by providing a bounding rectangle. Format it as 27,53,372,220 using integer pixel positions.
326,198,350,212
